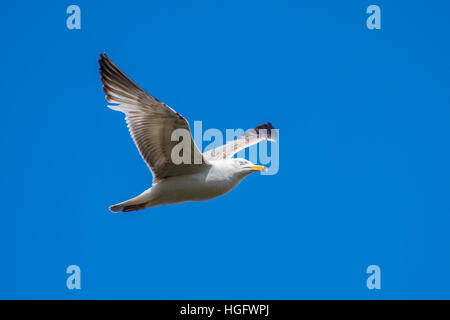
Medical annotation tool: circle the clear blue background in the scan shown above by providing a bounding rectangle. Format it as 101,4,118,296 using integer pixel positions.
1,0,449,299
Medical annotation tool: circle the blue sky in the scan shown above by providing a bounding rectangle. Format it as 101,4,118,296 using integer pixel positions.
1,0,450,299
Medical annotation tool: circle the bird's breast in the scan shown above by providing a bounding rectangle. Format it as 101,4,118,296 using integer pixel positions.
154,169,242,204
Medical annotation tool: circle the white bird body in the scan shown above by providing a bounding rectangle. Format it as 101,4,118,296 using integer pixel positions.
99,54,276,213
110,159,252,211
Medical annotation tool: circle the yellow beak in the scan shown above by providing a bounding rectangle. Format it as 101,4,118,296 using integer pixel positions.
250,165,266,172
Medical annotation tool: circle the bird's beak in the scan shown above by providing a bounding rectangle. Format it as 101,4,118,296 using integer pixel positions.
250,165,267,172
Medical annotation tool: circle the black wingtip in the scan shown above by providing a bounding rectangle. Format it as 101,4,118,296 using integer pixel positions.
254,122,276,139
98,53,112,77
98,53,105,69
98,53,109,67
255,122,274,131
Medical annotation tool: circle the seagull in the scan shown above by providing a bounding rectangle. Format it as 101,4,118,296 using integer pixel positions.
99,54,277,212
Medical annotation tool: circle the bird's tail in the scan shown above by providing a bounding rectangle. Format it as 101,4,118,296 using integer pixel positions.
109,201,147,213
109,191,153,213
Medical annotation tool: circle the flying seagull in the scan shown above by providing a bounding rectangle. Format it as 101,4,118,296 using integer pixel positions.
99,53,277,212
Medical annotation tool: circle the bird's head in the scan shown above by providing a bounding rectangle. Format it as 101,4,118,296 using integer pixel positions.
231,158,267,176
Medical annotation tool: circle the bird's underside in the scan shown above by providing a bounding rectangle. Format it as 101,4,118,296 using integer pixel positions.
99,53,276,212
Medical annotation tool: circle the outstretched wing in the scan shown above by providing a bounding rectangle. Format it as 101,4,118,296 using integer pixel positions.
203,123,277,161
99,53,208,181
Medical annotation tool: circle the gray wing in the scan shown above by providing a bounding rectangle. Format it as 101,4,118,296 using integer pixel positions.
99,53,208,181
203,123,277,161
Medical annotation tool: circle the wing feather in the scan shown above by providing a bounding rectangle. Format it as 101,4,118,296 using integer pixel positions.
99,53,208,181
203,123,277,161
